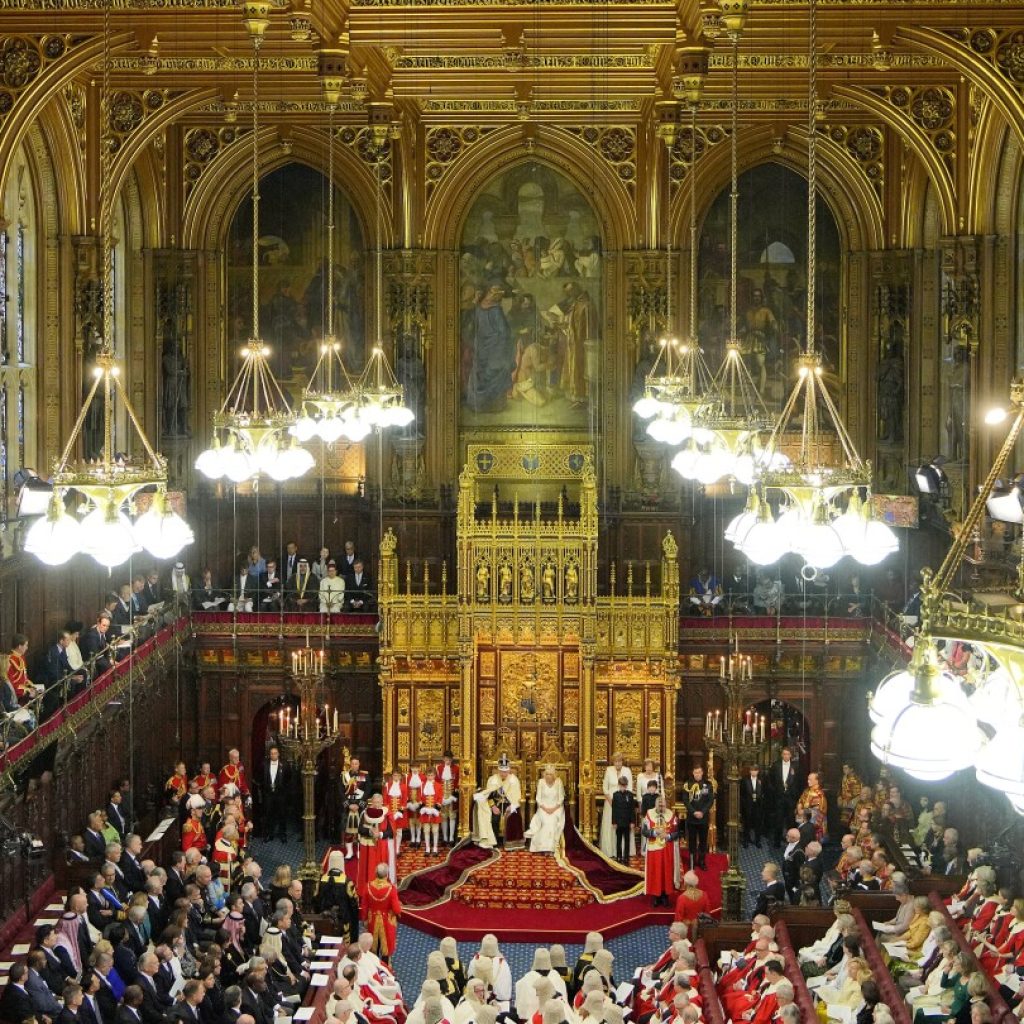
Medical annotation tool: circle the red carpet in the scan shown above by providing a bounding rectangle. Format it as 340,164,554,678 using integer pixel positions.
396,830,728,943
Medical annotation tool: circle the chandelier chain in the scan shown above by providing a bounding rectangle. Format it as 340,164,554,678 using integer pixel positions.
806,0,818,355
689,102,697,344
326,103,336,340
251,36,260,340
729,30,739,346
101,0,113,350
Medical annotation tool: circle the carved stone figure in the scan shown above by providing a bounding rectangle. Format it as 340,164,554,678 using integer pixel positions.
162,338,191,438
395,332,426,438
498,563,512,601
564,563,579,603
876,335,904,443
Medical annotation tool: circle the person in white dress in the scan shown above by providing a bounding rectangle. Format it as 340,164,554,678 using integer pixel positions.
526,766,566,854
600,753,632,858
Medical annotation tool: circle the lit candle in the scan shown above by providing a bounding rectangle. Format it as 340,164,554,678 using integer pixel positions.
334,708,339,733
720,656,726,678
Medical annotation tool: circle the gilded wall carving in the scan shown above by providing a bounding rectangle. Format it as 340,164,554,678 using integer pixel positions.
818,123,885,199
183,125,249,200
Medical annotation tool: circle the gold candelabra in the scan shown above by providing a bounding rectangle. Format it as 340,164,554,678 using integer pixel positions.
703,639,771,920
279,645,340,880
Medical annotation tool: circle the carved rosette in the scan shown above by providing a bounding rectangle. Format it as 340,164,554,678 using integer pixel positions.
818,123,885,198
183,125,250,200
424,125,493,202
565,125,637,199
0,35,83,125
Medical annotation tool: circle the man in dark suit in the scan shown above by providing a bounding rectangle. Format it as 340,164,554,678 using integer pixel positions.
118,986,146,1024
69,891,95,966
131,576,150,617
107,790,128,842
803,840,825,893
80,614,114,676
56,981,86,1024
138,952,174,1024
259,745,288,841
144,570,163,608
740,764,767,847
345,560,375,611
120,834,147,893
84,813,108,859
768,747,802,843
93,956,121,1024
752,862,787,917
113,586,134,629
26,949,63,1019
171,981,205,1024
80,971,105,1024
221,987,243,1024
282,542,302,584
165,852,187,907
797,809,817,850
37,924,76,994
42,629,88,698
781,828,805,903
1,963,37,1024
240,883,264,950
239,970,274,1024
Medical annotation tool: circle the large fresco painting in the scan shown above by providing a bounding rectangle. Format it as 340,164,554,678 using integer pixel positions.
698,162,842,408
227,162,365,385
459,163,602,431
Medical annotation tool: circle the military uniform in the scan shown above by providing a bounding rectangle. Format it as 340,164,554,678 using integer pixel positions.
341,764,369,858
681,775,714,869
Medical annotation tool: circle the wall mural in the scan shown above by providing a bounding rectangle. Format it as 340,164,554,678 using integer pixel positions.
227,162,365,386
698,162,842,408
459,163,602,432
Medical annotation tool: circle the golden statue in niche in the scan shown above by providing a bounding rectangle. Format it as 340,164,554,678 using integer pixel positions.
520,562,535,602
542,561,557,602
499,562,513,602
565,563,579,603
476,562,490,602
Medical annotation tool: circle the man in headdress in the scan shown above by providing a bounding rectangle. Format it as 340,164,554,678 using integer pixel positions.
472,755,523,849
315,850,359,944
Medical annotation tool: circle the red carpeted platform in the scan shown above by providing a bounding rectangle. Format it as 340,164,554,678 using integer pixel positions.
396,829,727,943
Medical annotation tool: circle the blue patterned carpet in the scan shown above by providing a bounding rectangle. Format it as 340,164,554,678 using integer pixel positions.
248,830,795,996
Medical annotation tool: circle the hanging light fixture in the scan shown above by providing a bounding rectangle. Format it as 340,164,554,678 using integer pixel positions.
196,23,313,484
635,101,715,447
25,3,192,569
673,25,770,488
348,132,413,433
731,0,896,571
292,103,367,444
870,643,985,781
867,381,1024,792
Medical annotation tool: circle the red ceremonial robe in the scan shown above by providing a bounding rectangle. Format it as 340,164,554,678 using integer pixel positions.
361,877,401,959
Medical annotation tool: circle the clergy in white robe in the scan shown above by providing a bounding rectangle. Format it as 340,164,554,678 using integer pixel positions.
515,950,568,1021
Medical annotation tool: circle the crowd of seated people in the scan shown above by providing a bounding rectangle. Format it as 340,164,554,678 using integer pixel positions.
0,568,176,749
686,563,910,619
192,540,375,615
4,747,749,1024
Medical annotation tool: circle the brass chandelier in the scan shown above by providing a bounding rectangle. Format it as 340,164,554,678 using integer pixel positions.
196,20,313,484
25,2,192,568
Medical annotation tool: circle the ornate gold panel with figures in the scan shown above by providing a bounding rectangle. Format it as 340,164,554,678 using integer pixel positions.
378,445,680,840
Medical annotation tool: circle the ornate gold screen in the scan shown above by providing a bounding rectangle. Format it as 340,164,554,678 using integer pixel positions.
378,444,680,838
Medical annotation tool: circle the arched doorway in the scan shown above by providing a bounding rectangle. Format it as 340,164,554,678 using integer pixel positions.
753,698,811,773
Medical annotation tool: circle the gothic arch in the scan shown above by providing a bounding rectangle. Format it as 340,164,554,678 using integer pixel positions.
0,31,134,212
181,126,384,253
832,83,957,239
671,124,883,256
971,110,1019,238
895,26,1024,152
423,124,637,252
